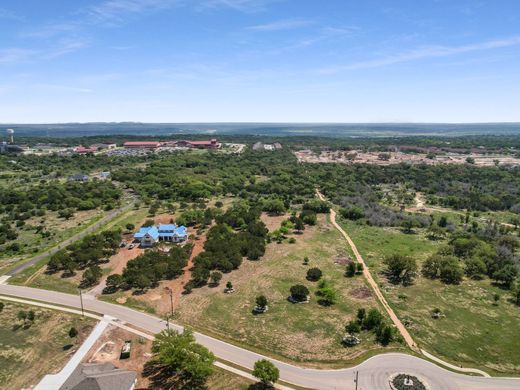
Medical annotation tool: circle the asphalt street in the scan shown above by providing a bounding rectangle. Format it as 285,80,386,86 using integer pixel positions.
0,284,518,390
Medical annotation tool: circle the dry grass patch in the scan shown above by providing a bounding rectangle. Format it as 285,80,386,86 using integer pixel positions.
0,300,95,389
175,214,405,365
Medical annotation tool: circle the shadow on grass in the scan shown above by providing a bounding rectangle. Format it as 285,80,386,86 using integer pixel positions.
143,360,208,390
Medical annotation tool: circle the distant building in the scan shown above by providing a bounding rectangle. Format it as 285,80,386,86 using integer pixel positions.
68,174,89,182
134,223,188,247
172,139,220,149
91,143,117,150
0,142,23,154
123,141,161,149
273,142,283,150
60,362,136,390
98,171,111,179
74,146,98,154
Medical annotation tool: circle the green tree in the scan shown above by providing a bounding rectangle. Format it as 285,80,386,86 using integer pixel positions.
69,327,78,338
339,207,365,221
210,271,222,286
255,295,268,310
357,308,366,323
315,280,337,306
147,329,215,390
306,267,322,282
81,265,102,288
376,324,394,346
363,309,383,331
513,283,520,306
125,223,135,231
252,359,279,386
345,262,356,277
105,274,124,291
345,320,361,334
289,284,310,302
383,254,417,286
0,302,4,312
492,264,518,288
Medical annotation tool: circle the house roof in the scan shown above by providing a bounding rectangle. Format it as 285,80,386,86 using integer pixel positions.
134,226,159,240
75,146,98,153
158,223,176,231
60,362,136,390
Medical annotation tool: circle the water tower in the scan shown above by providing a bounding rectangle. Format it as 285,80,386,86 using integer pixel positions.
6,129,14,144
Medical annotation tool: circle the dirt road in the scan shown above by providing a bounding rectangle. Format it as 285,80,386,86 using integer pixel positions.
316,190,418,352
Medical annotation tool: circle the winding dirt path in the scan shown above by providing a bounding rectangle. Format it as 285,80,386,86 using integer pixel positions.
316,190,418,352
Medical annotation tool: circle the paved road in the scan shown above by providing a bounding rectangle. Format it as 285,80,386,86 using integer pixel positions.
1,284,519,390
5,203,132,276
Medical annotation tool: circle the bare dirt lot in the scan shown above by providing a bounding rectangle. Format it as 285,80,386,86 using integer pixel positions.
84,325,152,389
295,150,520,166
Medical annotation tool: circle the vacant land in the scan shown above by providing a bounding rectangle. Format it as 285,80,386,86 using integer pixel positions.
175,214,406,366
0,300,95,389
296,149,520,167
0,209,104,274
338,219,520,375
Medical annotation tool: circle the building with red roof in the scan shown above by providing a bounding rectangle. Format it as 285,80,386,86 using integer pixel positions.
74,146,98,153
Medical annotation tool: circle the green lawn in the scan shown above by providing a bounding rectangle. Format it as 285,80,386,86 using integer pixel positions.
175,215,407,366
338,218,520,376
0,300,95,389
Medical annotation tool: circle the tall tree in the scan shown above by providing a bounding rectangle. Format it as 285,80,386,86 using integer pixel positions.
146,329,215,390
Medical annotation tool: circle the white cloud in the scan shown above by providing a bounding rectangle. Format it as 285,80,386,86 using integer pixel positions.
248,18,311,31
319,36,520,73
86,0,181,23
0,40,88,64
197,0,277,13
0,48,36,64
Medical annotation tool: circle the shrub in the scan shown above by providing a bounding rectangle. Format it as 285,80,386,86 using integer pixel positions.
306,267,322,282
345,320,361,334
289,284,309,302
383,254,417,286
363,308,383,330
255,295,268,309
345,262,356,277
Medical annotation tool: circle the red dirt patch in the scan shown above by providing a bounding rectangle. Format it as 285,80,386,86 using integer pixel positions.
333,255,353,265
350,286,373,299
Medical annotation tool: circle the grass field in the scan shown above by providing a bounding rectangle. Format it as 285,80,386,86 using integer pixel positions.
337,218,520,375
0,300,95,389
175,214,407,366
207,367,254,390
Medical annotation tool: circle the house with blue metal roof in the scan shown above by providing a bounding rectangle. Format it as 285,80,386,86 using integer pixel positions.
133,223,188,247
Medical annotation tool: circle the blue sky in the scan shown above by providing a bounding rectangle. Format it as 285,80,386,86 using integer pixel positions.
1,0,519,123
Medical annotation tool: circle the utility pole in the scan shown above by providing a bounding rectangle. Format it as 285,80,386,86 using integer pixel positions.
354,371,359,390
78,288,84,317
164,287,174,331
